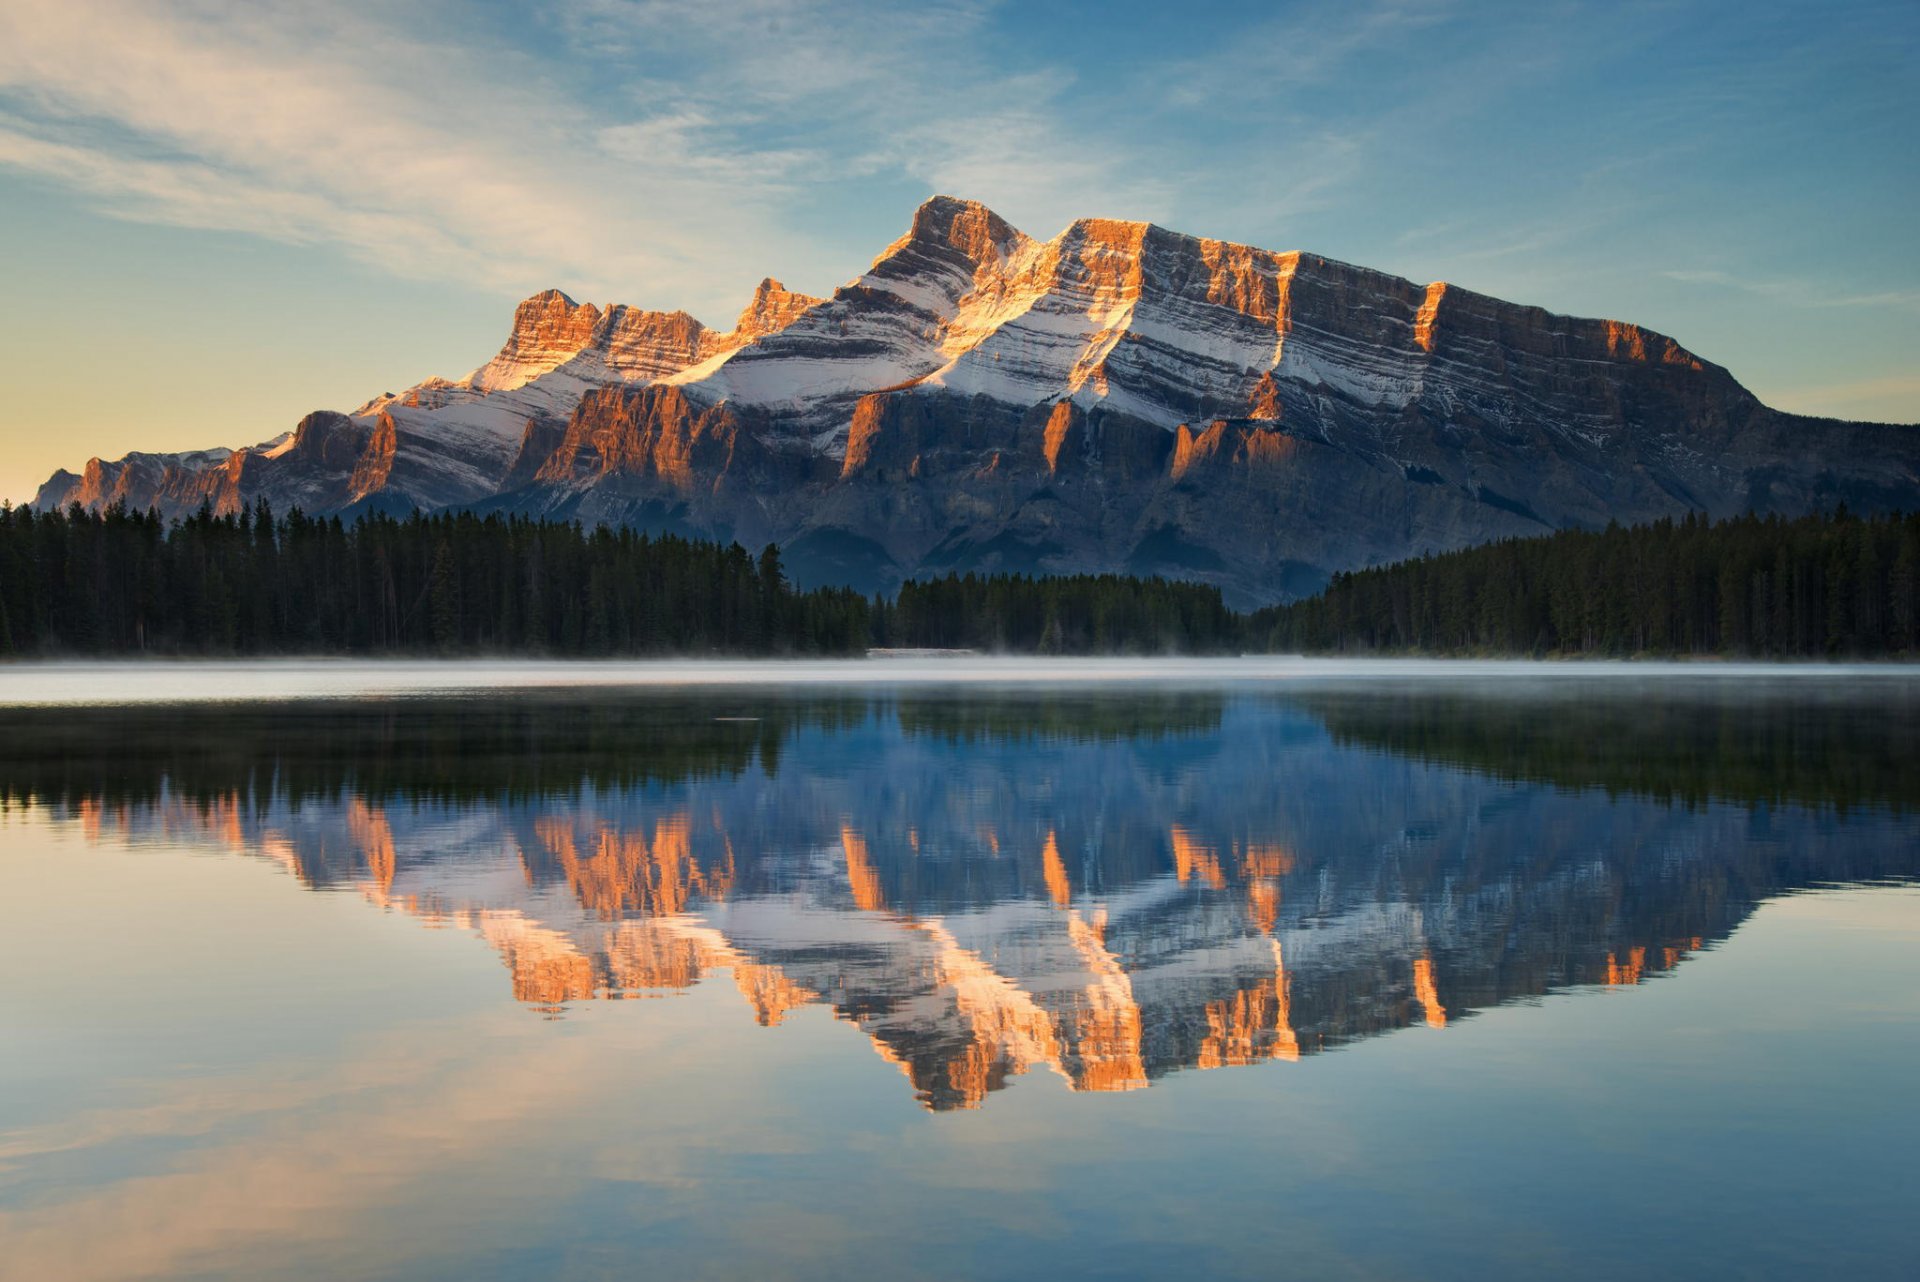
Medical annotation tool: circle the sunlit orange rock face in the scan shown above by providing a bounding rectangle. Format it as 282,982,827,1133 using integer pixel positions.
733,962,815,1027
1241,839,1292,935
1603,320,1704,369
1662,938,1704,970
892,920,1066,1109
533,385,766,490
1246,370,1283,421
839,394,893,478
1164,417,1303,485
1199,943,1299,1067
36,193,1917,605
732,278,822,343
476,289,613,389
462,914,735,1005
347,413,399,498
1413,957,1447,1029
1412,281,1448,354
840,826,887,913
1060,911,1149,1093
1041,400,1084,475
536,813,732,919
1606,947,1647,987
602,921,710,992
1041,830,1072,907
468,282,825,394
1245,880,1282,935
1171,826,1226,889
46,767,1856,1115
348,800,397,898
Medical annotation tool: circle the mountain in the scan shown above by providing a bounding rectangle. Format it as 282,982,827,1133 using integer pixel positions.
12,688,1917,1111
34,196,1920,604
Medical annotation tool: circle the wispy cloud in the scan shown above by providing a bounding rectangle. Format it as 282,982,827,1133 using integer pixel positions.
0,0,1194,314
544,0,1182,234
0,1,756,303
1817,291,1920,311
0,0,1912,435
0,0,1609,314
1661,268,1920,315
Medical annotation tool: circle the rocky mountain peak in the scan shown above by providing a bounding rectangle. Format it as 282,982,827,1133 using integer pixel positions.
466,291,727,393
908,195,1024,254
731,278,821,342
470,289,606,392
28,195,1918,606
1060,215,1155,244
873,194,1034,281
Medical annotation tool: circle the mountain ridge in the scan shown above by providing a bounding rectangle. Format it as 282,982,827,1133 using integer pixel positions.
34,195,1920,605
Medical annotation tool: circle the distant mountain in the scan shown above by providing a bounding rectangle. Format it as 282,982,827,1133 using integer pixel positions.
13,690,1917,1111
35,196,1920,604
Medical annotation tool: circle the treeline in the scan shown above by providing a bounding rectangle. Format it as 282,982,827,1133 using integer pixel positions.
0,502,1246,658
1303,688,1920,813
0,503,871,656
6,502,1919,660
873,571,1241,654
1254,509,1920,657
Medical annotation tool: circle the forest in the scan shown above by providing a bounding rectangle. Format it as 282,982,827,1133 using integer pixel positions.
0,502,870,656
876,570,1240,654
1252,508,1920,657
0,502,1244,657
0,501,1915,658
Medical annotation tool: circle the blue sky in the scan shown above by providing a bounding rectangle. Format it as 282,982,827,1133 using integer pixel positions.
0,0,1914,499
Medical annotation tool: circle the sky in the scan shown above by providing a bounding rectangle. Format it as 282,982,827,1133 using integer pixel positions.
0,0,1914,502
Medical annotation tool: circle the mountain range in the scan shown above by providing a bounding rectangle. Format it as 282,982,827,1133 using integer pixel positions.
35,196,1920,604
15,689,1916,1111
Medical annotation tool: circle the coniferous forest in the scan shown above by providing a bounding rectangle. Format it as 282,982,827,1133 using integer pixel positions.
878,571,1241,654
0,503,871,656
1252,509,1920,657
0,502,1915,659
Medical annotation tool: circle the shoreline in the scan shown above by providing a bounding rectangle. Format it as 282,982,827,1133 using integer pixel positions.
3,654,1919,707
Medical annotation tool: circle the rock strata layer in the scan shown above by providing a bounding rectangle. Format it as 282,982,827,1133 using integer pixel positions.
35,196,1920,604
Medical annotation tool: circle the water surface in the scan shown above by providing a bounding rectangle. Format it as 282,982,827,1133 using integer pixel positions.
1,661,1916,1279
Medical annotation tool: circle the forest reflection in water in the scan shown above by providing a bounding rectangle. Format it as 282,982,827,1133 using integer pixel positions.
3,678,1916,1112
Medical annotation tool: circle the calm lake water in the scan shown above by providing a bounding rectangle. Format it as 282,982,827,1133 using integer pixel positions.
1,660,1916,1281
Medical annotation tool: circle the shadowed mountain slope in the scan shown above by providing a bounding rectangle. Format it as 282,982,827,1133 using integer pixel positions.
36,198,1920,605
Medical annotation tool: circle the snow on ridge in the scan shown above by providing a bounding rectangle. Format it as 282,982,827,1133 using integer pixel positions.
367,200,1485,440
36,195,1751,520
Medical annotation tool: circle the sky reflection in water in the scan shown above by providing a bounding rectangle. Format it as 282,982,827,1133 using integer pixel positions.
1,667,1916,1280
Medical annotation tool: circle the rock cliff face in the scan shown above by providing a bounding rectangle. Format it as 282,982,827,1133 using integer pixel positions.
19,689,1919,1111
34,196,1920,604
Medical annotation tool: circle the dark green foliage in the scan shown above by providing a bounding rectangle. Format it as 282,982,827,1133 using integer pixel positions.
0,503,870,657
1253,509,1920,658
6,502,1917,659
0,691,1229,814
882,571,1239,654
1297,687,1920,815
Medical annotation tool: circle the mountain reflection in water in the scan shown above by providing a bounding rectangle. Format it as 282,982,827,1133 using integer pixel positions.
6,683,1916,1112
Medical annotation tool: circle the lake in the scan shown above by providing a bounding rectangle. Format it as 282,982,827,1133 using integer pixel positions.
1,659,1916,1280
